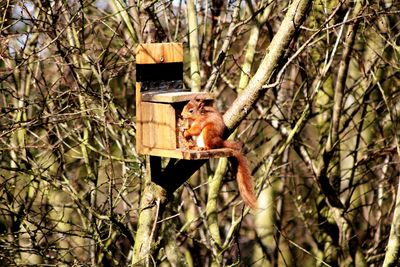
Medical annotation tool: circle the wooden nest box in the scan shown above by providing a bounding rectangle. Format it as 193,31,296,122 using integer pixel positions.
135,43,234,159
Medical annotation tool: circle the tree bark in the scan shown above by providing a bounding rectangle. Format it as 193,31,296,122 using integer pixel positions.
382,174,400,267
187,0,201,91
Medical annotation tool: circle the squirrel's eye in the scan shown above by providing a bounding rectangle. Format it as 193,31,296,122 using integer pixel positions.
189,109,193,113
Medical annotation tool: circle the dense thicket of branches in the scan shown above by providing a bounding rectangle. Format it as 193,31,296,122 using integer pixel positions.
1,0,400,266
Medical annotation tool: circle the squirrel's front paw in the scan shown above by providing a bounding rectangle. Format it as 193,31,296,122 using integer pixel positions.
183,131,191,139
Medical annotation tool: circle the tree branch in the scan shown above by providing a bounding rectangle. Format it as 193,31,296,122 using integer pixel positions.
157,0,312,195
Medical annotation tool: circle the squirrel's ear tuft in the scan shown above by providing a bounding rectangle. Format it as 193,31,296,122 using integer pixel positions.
198,101,205,109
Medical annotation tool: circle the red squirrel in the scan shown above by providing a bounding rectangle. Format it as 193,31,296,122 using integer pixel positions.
181,97,257,209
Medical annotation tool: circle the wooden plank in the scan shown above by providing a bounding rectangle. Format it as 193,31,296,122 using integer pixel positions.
141,91,214,103
140,147,236,160
141,102,176,150
136,43,183,64
136,43,185,156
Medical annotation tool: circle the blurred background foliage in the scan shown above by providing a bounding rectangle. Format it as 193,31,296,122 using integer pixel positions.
0,0,400,266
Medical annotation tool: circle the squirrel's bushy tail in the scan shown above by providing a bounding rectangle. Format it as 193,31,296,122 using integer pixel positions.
231,150,257,209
